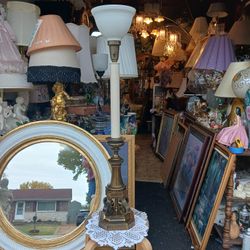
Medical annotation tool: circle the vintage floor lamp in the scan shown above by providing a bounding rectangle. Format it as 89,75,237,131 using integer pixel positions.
91,4,136,230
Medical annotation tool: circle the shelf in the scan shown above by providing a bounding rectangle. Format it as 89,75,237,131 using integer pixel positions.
214,224,242,246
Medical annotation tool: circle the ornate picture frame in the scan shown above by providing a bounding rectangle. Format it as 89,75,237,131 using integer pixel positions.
186,143,235,250
169,124,214,221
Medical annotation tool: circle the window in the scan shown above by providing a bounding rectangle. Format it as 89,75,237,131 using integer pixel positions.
37,201,56,211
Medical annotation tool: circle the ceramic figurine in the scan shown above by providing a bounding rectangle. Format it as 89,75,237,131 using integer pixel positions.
216,107,249,149
13,96,29,123
229,212,240,240
51,82,71,121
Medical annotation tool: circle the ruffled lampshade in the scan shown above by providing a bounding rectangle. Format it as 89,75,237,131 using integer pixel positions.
27,15,81,84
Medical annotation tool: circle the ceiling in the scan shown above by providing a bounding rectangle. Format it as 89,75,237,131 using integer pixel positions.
33,0,248,30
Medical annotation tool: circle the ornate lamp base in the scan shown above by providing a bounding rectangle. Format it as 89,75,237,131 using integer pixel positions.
99,137,135,230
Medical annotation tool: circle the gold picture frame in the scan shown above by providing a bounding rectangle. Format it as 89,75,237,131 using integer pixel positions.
186,143,235,250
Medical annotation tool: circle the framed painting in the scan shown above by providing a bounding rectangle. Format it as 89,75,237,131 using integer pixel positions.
187,143,235,250
152,84,166,111
94,135,135,208
169,124,215,221
155,110,179,160
161,122,188,188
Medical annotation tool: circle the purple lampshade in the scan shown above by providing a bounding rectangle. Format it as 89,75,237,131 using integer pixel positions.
194,35,236,73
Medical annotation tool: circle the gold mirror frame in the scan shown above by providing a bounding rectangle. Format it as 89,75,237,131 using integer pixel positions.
0,121,111,249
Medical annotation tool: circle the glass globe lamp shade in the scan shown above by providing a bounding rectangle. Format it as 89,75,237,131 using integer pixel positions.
91,5,136,41
92,53,108,77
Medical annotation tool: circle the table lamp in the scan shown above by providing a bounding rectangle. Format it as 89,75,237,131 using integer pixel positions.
215,62,250,98
91,4,136,230
27,15,81,121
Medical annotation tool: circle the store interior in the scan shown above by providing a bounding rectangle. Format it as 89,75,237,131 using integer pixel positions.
0,0,250,249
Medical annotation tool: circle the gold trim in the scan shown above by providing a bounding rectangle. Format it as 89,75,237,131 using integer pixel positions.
0,121,111,249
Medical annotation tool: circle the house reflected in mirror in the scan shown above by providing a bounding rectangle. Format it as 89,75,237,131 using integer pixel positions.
0,141,95,239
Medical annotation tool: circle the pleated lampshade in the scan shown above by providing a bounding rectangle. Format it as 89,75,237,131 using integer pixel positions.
27,15,81,84
6,1,40,46
215,62,250,97
152,36,166,57
194,35,236,73
228,17,250,45
67,23,97,83
96,33,138,79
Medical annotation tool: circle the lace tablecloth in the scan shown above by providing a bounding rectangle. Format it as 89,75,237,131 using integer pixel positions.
86,209,149,250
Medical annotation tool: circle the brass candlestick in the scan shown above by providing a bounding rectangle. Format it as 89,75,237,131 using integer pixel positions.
99,137,135,230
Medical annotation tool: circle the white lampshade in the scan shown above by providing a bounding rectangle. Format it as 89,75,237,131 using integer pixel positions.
67,23,97,83
96,34,138,79
92,53,108,72
0,73,33,89
207,2,228,18
91,4,136,41
29,47,79,68
7,1,40,46
189,17,208,44
215,62,250,97
228,17,250,45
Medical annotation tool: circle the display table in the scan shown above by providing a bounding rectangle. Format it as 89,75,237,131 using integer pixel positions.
85,209,152,250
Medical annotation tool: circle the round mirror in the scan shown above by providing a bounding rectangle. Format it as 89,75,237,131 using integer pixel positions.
0,121,111,249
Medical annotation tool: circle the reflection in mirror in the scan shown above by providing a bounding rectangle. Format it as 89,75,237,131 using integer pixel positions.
0,142,96,240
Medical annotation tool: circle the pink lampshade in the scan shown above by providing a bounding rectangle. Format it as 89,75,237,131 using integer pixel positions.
27,15,81,83
27,15,81,55
194,35,236,73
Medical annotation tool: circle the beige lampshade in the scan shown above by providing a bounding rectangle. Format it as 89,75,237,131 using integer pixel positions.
185,37,208,68
7,1,40,46
67,23,97,83
215,61,250,97
228,17,250,45
96,33,138,79
152,36,166,57
27,15,81,55
189,17,208,44
207,2,228,18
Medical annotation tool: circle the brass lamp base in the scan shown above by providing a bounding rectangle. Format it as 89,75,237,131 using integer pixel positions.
99,137,135,230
